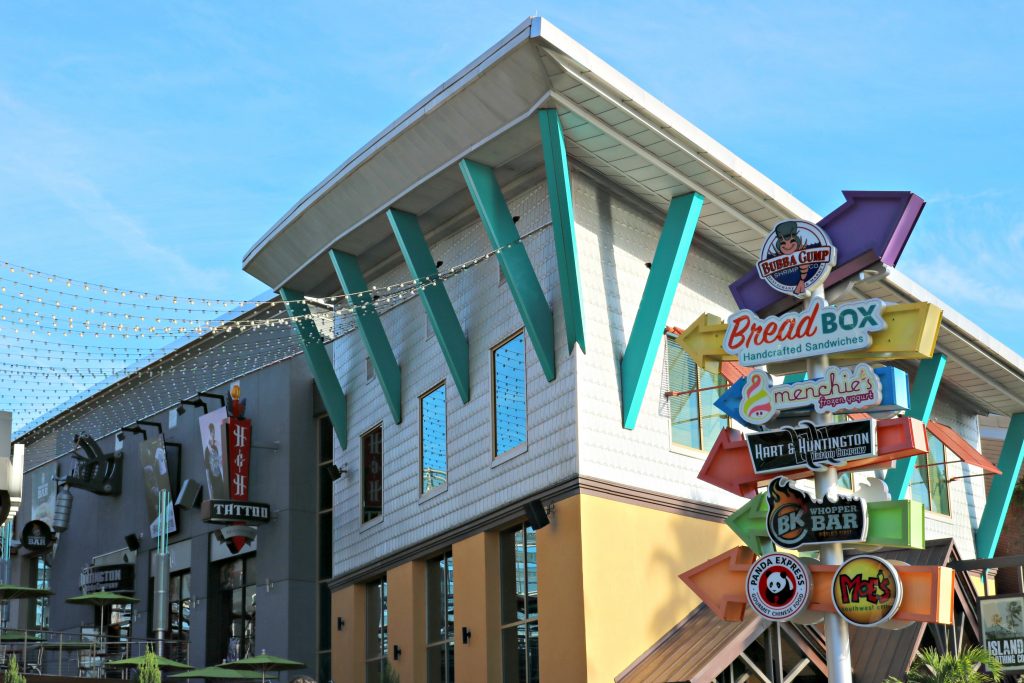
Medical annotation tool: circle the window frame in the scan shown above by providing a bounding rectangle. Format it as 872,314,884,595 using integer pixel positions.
425,551,455,683
419,382,449,499
364,575,389,682
665,338,730,454
491,329,529,462
360,423,384,526
909,433,952,517
499,522,539,683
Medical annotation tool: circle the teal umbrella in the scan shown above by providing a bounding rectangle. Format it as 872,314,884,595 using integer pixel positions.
169,665,263,680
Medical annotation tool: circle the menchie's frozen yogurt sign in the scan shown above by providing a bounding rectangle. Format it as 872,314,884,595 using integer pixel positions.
740,363,882,426
724,299,887,367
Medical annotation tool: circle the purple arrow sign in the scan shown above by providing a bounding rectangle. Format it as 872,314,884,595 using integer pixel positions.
729,191,925,313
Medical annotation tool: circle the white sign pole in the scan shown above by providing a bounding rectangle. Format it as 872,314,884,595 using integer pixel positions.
806,288,853,683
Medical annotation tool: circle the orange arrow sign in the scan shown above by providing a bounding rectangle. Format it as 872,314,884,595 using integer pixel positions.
698,416,929,498
680,546,954,625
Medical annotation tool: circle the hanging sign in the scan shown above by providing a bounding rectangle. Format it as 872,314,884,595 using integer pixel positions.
748,419,877,475
201,500,270,525
766,477,868,549
981,595,1024,671
756,220,836,298
80,564,135,594
724,299,886,367
745,552,813,621
739,363,882,426
225,413,253,553
832,555,903,627
21,519,55,554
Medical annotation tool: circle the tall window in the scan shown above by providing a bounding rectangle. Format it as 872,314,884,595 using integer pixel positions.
500,523,538,683
168,571,191,642
317,416,335,683
426,552,455,683
32,557,49,630
365,576,388,682
219,557,256,662
909,433,951,515
362,426,383,523
666,339,729,450
421,384,448,495
493,332,527,458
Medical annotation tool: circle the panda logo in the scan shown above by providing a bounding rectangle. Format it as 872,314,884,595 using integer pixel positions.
763,569,796,607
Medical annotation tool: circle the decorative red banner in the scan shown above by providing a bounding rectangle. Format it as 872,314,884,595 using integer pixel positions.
225,417,252,552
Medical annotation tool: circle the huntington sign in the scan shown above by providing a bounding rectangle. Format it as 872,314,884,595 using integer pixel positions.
201,499,271,525
747,419,877,475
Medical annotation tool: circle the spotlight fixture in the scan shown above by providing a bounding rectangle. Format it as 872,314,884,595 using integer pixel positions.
324,463,347,481
177,396,206,415
124,533,140,551
198,392,226,408
462,627,472,644
523,499,550,530
120,424,146,440
512,215,521,223
435,260,444,268
336,617,345,631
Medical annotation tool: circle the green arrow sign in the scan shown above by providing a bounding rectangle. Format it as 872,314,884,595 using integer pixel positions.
726,494,925,554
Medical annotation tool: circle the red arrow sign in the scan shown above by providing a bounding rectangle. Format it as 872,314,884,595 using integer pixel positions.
680,546,954,624
678,546,756,621
698,416,929,498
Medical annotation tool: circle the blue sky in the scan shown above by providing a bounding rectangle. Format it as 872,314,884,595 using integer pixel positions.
2,2,1023,355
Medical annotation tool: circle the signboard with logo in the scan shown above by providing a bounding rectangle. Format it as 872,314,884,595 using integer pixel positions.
766,478,867,549
198,407,229,501
29,463,57,529
201,500,270,525
80,564,135,594
21,519,55,554
724,299,886,367
140,436,176,539
756,220,836,298
739,363,882,426
747,419,877,475
981,595,1024,671
832,555,903,627
745,553,813,621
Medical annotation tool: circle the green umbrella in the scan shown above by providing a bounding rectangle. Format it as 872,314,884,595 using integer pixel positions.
169,665,263,680
0,584,53,601
219,652,305,683
0,631,46,642
107,654,193,670
66,591,139,650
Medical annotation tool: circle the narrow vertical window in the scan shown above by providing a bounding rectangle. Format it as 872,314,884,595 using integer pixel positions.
493,332,527,458
365,576,389,682
426,551,455,683
421,384,448,495
666,339,729,450
362,426,383,523
908,433,951,515
500,523,538,683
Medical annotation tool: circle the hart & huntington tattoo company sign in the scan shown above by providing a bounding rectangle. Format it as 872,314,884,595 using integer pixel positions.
724,299,886,367
201,499,271,525
747,419,877,475
766,478,867,549
739,363,882,426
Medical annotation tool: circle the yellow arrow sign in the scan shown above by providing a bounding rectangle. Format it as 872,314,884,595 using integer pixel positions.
677,302,942,373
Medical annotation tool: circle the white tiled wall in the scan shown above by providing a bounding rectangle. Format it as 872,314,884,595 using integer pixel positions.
331,182,578,576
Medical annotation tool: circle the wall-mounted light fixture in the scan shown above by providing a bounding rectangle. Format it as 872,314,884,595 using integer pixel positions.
336,617,345,631
124,534,140,551
324,463,348,481
120,424,146,440
198,392,226,409
176,396,206,416
136,421,163,438
523,499,550,531
393,645,401,661
461,627,471,644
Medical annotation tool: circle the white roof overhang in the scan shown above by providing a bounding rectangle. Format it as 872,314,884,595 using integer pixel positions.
242,16,1024,417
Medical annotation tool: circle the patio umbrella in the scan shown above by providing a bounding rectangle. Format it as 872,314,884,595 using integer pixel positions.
65,591,139,649
0,584,53,629
219,651,305,683
107,654,193,670
0,631,46,642
169,665,263,680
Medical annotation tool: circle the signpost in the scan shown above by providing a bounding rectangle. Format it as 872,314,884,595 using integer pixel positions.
678,210,954,683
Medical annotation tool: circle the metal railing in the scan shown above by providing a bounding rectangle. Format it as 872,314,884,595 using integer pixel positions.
0,628,189,678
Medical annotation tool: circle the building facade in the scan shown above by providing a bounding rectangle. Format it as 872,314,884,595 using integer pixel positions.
241,18,1024,683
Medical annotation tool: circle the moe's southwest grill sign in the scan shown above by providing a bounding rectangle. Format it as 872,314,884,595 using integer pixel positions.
739,363,883,426
723,299,886,367
756,220,835,298
832,555,903,627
